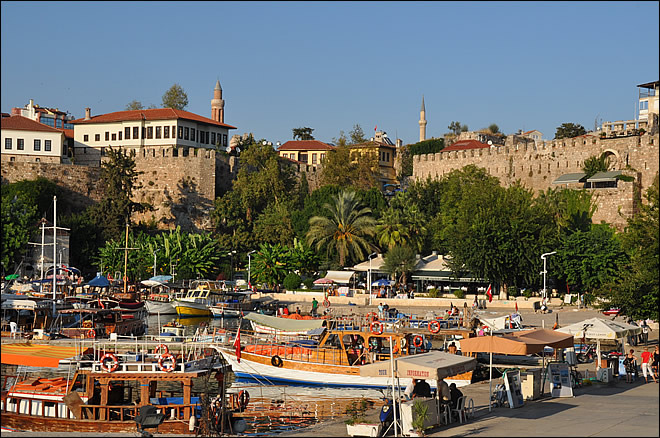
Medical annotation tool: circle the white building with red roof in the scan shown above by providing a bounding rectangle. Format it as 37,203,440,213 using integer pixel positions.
277,140,335,167
1,115,68,163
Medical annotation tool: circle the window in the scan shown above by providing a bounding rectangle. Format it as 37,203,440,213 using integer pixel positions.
95,134,100,142
156,126,161,139
178,126,183,139
4,138,11,149
320,153,326,161
223,134,227,146
133,127,139,139
125,127,131,139
17,139,24,150
211,132,216,145
118,131,122,140
45,140,51,151
105,132,109,141
172,126,176,138
164,126,169,138
184,127,189,140
190,128,195,142
84,134,89,142
41,116,55,127
640,100,649,111
142,127,146,139
299,153,308,163
111,133,117,141
34,139,41,151
147,127,153,139
312,153,317,164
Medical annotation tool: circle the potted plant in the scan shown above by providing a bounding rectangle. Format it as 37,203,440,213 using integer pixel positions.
345,398,381,437
409,399,430,436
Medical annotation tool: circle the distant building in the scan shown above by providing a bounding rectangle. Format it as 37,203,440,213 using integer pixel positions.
10,99,75,159
419,96,427,142
1,115,68,163
277,140,335,168
351,131,400,188
637,80,659,122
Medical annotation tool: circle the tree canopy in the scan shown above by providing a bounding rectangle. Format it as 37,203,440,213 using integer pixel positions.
162,83,189,110
292,127,315,140
554,122,587,139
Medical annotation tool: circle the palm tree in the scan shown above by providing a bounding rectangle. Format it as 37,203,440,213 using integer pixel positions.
306,190,376,267
382,245,418,286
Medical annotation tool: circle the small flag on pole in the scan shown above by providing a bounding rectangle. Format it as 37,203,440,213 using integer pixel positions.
486,284,493,303
515,301,518,312
233,326,242,363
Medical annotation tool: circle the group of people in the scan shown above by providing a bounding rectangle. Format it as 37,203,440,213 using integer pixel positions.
403,378,464,421
623,346,659,384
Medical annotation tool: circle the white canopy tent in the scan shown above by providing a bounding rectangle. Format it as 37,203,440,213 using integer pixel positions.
556,317,641,370
321,270,355,285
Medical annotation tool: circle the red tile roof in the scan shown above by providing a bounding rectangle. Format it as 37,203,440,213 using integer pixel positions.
442,139,490,152
1,115,65,133
57,128,74,139
278,140,335,151
70,108,236,129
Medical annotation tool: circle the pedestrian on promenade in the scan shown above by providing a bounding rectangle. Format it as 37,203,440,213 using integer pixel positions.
641,347,657,383
624,349,638,384
378,303,384,319
296,307,301,315
311,298,319,317
652,346,659,381
640,320,651,345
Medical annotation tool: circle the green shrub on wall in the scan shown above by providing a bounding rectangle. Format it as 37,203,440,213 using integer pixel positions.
427,288,440,298
523,289,533,299
508,286,519,297
453,289,465,299
303,278,314,289
283,272,302,290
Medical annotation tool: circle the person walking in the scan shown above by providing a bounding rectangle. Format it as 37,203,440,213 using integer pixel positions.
652,346,659,381
623,349,638,384
640,321,650,346
640,347,657,383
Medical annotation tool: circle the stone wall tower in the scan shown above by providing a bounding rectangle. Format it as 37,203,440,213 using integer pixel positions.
419,95,427,142
211,79,225,123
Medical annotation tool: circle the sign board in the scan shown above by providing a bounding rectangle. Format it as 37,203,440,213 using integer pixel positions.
503,369,524,408
547,362,573,398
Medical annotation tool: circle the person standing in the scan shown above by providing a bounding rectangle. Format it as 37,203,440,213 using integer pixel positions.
652,346,659,381
623,349,638,384
412,379,432,398
640,347,657,383
640,321,651,346
311,298,319,317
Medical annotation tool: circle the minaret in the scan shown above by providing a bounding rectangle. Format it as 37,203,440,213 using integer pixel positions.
211,79,225,123
419,96,427,142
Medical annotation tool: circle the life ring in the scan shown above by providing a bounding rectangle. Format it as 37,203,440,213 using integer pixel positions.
370,321,384,335
82,320,93,328
323,299,331,308
428,320,441,334
87,329,96,339
154,344,169,356
238,390,250,410
158,353,176,372
413,335,424,348
366,312,378,322
100,353,119,372
271,355,283,367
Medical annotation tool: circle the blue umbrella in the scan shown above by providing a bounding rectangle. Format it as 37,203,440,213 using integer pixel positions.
88,273,110,287
371,278,392,287
149,275,173,282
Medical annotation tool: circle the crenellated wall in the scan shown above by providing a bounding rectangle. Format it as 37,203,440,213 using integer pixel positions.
413,133,659,229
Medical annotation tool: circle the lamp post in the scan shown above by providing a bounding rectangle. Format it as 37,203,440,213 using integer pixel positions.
247,250,256,289
367,252,377,306
227,250,237,282
153,249,159,277
541,251,557,300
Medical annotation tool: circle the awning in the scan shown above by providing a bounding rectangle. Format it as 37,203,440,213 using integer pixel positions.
556,317,640,340
552,173,587,184
1,343,91,368
509,328,574,349
1,299,38,310
587,170,622,183
359,351,476,380
459,335,546,355
352,255,386,272
323,270,355,284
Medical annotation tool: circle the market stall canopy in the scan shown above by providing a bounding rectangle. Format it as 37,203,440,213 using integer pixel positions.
313,278,335,285
372,278,393,287
359,351,476,380
321,270,355,285
87,273,110,287
244,312,326,332
149,275,173,282
1,343,91,368
555,317,641,340
141,279,169,287
509,328,574,349
459,334,547,355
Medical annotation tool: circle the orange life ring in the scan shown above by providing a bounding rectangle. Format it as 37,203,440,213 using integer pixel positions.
100,353,119,372
87,329,96,339
154,344,169,356
428,320,441,334
413,335,424,348
238,390,250,410
323,299,331,308
366,312,378,322
158,353,176,372
370,321,384,335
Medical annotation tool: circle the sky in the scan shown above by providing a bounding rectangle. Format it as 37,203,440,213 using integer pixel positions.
2,1,658,146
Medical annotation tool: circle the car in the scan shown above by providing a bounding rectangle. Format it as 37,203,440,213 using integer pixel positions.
602,308,621,316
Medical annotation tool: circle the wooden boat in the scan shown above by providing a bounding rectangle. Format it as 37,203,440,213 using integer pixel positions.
209,290,256,318
217,320,473,390
244,312,329,337
172,280,229,318
49,307,146,339
144,292,176,315
0,341,244,435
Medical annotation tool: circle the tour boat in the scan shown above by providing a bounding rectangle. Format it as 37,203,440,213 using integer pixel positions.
209,290,256,318
49,307,146,339
1,341,244,435
172,280,229,318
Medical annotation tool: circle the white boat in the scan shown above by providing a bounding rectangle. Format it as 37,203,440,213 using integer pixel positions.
209,290,256,318
172,280,229,317
244,312,327,337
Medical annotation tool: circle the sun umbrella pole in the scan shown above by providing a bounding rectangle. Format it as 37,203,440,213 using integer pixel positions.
489,330,493,412
389,336,398,437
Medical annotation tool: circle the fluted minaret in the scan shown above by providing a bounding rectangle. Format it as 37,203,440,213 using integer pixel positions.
211,79,225,123
419,96,427,142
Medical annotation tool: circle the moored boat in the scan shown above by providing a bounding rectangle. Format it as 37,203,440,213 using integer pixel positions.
209,290,256,318
172,280,229,318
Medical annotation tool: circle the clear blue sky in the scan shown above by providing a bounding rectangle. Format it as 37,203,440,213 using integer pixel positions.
2,1,658,145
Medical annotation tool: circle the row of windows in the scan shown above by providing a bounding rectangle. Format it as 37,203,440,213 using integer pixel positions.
40,116,74,130
4,137,52,151
82,126,228,146
281,152,326,164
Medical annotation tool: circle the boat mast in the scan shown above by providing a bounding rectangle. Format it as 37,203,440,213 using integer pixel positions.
52,196,57,317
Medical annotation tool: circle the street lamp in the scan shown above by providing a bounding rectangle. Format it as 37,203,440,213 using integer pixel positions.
227,250,237,282
367,252,378,306
152,249,159,277
541,251,557,300
247,250,256,289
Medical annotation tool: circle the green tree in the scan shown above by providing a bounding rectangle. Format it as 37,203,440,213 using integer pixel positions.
582,153,611,179
488,123,500,134
319,146,380,191
382,244,417,286
332,130,349,147
162,83,189,110
554,122,586,140
292,127,315,140
306,190,376,267
1,194,38,273
125,100,144,111
448,121,468,136
251,243,291,287
349,124,367,144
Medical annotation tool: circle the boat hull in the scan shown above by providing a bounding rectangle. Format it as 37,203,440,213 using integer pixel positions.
145,300,176,315
173,301,211,317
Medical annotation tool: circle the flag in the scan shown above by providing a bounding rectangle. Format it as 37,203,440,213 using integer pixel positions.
375,125,377,132
486,284,493,303
515,301,518,312
233,326,241,363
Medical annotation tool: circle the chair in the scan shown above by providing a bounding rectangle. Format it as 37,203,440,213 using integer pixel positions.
451,396,467,424
440,402,451,425
464,397,474,420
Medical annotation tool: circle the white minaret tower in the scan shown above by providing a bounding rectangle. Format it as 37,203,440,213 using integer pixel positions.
419,95,427,142
211,79,225,123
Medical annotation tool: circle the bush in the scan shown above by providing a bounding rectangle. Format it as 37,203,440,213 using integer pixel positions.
283,272,302,291
523,289,533,299
453,289,465,299
427,288,440,298
508,286,519,297
303,278,314,289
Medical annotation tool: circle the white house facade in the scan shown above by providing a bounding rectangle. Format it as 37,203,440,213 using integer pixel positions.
1,115,67,163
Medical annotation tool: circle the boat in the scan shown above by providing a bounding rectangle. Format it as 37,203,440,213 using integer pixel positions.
49,307,146,339
172,280,230,318
245,312,328,337
209,290,256,318
0,341,246,435
216,319,474,390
